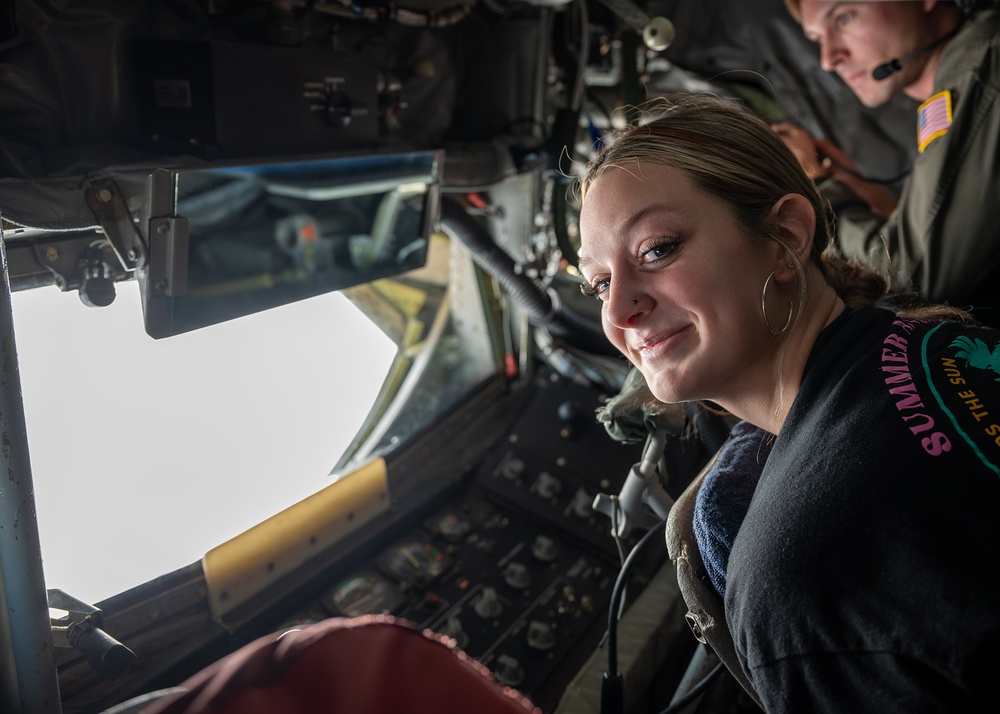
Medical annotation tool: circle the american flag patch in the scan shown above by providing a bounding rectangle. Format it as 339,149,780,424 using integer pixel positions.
917,90,953,153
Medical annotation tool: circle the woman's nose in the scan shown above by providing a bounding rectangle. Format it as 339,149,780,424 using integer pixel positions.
605,286,643,329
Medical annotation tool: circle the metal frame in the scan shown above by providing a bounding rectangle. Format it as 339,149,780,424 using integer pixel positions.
0,230,62,712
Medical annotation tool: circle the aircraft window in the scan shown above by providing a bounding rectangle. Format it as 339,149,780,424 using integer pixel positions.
10,280,395,606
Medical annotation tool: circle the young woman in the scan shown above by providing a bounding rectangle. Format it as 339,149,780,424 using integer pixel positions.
576,93,1000,713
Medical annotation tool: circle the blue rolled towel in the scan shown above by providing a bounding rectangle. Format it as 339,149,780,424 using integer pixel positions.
693,420,774,599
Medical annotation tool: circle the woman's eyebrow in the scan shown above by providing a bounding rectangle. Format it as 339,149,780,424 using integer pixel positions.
578,203,685,273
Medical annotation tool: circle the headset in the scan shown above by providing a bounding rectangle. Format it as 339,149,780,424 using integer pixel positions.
871,0,975,80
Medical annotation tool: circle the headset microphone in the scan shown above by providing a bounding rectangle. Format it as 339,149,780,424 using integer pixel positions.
872,25,962,81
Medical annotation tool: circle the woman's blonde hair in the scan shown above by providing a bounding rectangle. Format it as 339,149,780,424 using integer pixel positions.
578,93,970,322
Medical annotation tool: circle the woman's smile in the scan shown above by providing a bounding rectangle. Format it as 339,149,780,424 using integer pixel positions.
629,324,694,364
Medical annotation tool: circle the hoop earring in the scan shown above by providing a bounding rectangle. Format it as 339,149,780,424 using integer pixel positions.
761,271,793,335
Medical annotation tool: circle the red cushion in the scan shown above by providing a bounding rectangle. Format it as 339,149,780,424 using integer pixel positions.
142,615,540,714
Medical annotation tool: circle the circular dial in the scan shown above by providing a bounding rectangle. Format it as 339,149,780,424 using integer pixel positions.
378,541,452,586
322,572,404,617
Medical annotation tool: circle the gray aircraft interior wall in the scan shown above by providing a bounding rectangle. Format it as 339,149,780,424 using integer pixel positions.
0,0,922,187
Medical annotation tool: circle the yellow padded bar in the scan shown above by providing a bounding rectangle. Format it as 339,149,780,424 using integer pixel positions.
203,458,390,621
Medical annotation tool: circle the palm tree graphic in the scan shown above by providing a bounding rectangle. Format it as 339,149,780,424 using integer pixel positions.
950,336,1000,379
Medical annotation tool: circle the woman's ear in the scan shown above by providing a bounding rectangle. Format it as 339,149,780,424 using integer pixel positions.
769,193,816,270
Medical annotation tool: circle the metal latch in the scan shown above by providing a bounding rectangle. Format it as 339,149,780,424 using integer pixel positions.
85,177,148,272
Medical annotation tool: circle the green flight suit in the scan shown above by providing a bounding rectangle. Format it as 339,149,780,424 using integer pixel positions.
826,6,1000,325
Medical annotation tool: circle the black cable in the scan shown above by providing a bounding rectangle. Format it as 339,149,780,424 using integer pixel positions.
552,176,579,268
602,521,666,714
657,659,727,714
439,197,617,356
619,29,643,126
601,515,729,714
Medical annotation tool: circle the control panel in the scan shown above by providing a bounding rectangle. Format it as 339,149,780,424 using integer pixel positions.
286,373,693,711
324,492,618,698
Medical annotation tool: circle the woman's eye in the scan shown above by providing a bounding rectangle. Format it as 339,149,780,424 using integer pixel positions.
580,278,610,300
638,238,679,264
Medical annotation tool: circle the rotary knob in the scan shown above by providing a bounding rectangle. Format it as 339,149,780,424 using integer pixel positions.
534,471,562,499
474,587,503,619
494,654,525,687
526,621,556,651
323,89,369,127
500,455,526,481
503,562,532,590
570,488,593,518
437,615,469,649
531,535,558,563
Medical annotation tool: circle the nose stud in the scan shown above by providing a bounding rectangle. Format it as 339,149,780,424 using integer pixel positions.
632,298,638,305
